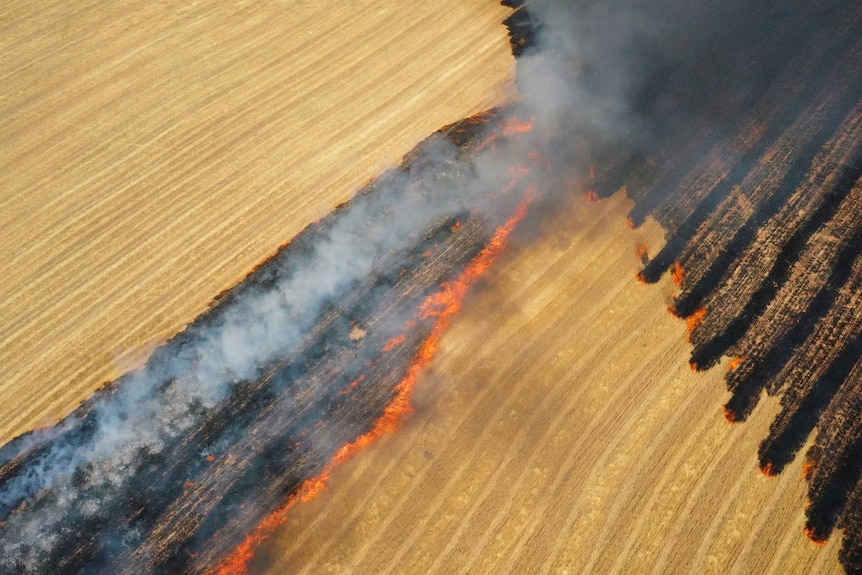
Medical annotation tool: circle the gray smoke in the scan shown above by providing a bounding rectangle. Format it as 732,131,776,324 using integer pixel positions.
0,128,543,570
0,0,819,571
520,0,815,163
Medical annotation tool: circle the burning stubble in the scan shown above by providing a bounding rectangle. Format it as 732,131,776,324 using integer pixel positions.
0,108,550,574
3,0,862,573
519,0,862,572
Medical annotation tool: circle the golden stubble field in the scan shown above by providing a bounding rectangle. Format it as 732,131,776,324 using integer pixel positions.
0,0,514,443
256,192,844,574
0,1,847,572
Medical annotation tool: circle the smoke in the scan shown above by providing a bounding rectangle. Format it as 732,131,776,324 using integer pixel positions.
0,117,544,572
0,0,828,572
516,0,820,165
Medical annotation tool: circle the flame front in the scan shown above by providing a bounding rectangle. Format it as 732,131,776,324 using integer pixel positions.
802,460,817,481
685,308,707,342
382,334,407,352
670,261,685,287
476,117,536,151
727,357,746,372
805,526,828,546
722,406,738,424
209,190,536,575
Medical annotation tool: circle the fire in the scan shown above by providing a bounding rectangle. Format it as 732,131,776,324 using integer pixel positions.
583,165,599,203
760,462,777,477
382,334,407,352
636,243,649,262
802,460,817,481
208,192,535,575
722,406,737,424
727,357,746,372
476,116,536,151
671,261,685,287
337,375,365,396
501,116,536,136
627,216,636,230
805,526,828,546
636,243,649,259
685,308,707,342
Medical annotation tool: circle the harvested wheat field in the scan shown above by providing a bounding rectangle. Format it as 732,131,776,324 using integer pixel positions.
0,0,514,443
2,0,860,574
253,191,843,575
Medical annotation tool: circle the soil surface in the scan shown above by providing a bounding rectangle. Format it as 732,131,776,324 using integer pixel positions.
255,191,843,574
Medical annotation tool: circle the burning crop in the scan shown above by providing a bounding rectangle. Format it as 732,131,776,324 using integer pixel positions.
0,102,549,574
4,0,862,573
211,192,534,575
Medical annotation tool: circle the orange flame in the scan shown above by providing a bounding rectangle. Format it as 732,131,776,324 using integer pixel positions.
727,357,746,372
476,117,536,151
208,192,535,575
685,308,707,342
627,216,636,230
500,117,536,136
337,375,365,397
802,460,817,481
635,243,649,262
760,462,777,477
585,190,600,203
671,262,685,287
382,334,407,352
805,526,828,546
722,406,737,424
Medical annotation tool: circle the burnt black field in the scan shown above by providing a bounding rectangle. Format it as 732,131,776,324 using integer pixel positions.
3,0,862,573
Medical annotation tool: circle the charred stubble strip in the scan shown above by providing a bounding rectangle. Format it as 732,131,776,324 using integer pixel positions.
635,5,862,283
0,106,543,574
503,5,539,59
686,120,862,371
624,0,857,226
672,60,862,321
758,330,862,478
722,189,862,419
76,218,489,574
4,0,862,572
610,0,862,570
